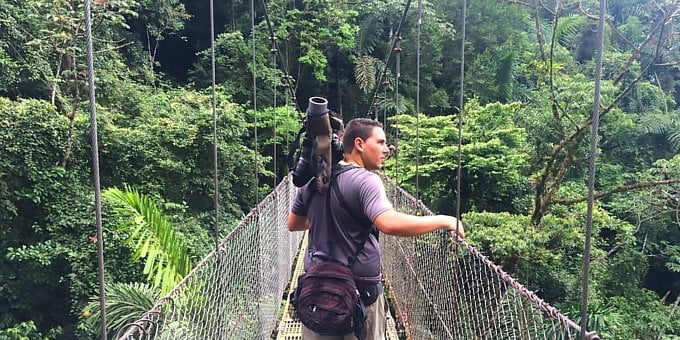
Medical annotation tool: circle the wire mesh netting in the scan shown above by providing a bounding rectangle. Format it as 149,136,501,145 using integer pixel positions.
380,174,598,339
115,173,597,339
115,176,303,339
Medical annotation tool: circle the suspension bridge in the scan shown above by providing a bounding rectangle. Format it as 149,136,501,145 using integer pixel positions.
112,174,598,339
77,0,609,338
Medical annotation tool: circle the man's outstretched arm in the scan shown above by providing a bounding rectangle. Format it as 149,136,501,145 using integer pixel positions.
373,210,465,238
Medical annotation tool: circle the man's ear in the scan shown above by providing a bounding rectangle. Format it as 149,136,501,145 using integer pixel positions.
354,137,364,152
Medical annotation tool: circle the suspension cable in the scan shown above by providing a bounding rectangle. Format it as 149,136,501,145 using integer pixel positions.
251,0,259,205
365,0,413,118
271,35,279,192
209,0,220,248
415,0,422,204
580,0,606,337
284,77,291,156
259,0,300,112
271,35,278,180
455,0,467,242
394,36,402,186
83,1,107,338
382,79,388,128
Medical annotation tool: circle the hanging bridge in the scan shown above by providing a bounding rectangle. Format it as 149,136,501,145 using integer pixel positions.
76,0,611,337
113,174,597,339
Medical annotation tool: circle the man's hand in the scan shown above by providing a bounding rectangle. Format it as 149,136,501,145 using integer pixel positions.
439,215,465,239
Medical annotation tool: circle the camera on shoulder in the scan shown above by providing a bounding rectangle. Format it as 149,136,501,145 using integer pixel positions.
291,97,344,192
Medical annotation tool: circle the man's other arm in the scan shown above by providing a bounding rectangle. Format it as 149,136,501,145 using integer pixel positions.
373,210,465,238
287,213,309,231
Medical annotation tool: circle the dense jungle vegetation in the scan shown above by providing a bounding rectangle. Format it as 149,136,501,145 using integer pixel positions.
1,0,679,338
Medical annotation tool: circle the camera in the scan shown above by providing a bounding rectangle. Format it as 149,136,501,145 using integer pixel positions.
292,97,344,192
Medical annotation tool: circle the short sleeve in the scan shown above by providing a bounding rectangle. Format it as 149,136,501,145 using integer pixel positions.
359,173,393,223
291,186,309,216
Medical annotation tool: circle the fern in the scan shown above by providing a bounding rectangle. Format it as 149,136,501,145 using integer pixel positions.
104,187,191,294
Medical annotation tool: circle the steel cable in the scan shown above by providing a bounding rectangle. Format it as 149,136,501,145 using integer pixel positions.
580,0,606,337
83,1,107,338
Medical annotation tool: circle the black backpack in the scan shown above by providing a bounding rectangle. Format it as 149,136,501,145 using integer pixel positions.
292,164,374,336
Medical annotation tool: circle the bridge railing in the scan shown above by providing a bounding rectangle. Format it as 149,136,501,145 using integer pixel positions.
115,173,598,339
115,176,302,339
381,174,599,339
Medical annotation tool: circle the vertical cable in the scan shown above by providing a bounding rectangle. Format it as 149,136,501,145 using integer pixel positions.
209,0,220,247
456,0,467,241
271,37,278,187
394,36,402,185
580,0,606,337
383,80,388,129
365,0,413,118
260,0,299,112
415,0,423,204
83,1,107,338
285,77,291,155
251,0,259,205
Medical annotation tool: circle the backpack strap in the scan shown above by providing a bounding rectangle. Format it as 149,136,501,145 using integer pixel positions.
329,164,377,268
330,164,373,228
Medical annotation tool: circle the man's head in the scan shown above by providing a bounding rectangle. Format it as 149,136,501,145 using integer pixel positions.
342,118,389,170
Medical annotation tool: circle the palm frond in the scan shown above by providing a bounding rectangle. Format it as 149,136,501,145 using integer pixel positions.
638,113,672,135
378,94,407,115
104,187,191,294
554,14,586,47
668,131,680,152
354,55,378,94
84,282,159,337
356,15,384,55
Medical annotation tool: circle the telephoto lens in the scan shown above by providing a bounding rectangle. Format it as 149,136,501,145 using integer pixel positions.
305,97,333,193
292,97,332,188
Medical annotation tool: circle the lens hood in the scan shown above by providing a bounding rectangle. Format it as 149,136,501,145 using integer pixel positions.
306,97,329,117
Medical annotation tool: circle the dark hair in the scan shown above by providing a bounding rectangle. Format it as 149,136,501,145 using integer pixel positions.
342,118,383,154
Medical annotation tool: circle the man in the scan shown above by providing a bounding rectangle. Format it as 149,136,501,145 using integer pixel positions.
287,118,465,339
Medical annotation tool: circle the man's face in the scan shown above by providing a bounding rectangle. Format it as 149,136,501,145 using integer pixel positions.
359,127,389,170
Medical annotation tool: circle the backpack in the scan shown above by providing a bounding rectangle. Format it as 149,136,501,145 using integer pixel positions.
292,164,374,336
293,262,367,335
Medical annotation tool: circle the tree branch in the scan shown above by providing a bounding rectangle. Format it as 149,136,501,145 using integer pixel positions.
76,41,133,58
534,20,669,219
533,0,547,62
551,179,680,205
504,0,533,7
612,2,679,85
655,61,680,67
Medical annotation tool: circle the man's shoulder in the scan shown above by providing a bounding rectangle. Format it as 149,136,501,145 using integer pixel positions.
334,163,378,182
337,170,385,198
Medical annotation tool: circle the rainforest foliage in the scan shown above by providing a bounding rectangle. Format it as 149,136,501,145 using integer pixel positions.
0,0,679,338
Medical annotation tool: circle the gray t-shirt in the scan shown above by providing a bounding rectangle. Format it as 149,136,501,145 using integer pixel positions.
292,164,393,284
